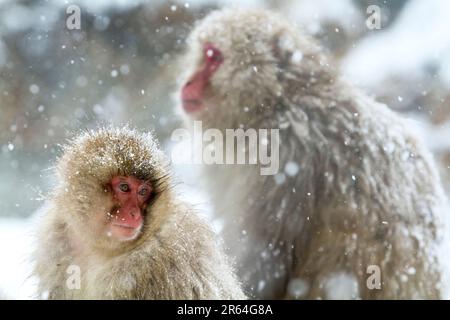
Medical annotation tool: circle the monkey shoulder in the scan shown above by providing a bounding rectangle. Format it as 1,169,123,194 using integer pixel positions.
156,202,220,263
112,202,242,299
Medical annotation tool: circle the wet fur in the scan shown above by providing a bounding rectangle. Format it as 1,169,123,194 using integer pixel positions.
33,127,246,299
178,9,450,299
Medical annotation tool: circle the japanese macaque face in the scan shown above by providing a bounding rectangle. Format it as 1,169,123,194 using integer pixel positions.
104,176,153,241
54,127,168,253
179,9,325,129
181,43,224,113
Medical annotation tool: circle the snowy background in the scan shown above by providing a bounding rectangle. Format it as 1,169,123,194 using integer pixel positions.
1,0,450,299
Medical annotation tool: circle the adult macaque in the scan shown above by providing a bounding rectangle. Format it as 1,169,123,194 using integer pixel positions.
33,127,245,299
178,9,450,299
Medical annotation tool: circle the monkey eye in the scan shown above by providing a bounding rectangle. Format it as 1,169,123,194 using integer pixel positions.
138,188,150,197
204,44,223,63
119,183,130,193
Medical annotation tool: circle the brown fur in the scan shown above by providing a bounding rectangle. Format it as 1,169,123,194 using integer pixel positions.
177,9,450,299
33,127,246,299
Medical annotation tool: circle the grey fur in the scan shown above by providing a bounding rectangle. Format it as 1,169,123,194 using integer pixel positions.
177,9,450,299
33,127,246,299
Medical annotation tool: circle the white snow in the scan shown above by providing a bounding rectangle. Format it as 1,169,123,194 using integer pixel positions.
280,0,363,34
284,161,300,177
291,50,303,64
51,0,152,13
184,0,264,9
1,0,450,300
343,0,450,89
324,272,359,300
0,217,38,299
120,65,130,75
274,173,286,185
405,115,450,154
29,84,40,94
287,278,309,299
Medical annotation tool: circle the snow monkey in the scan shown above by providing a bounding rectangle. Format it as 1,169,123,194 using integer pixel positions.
178,9,450,299
33,127,246,299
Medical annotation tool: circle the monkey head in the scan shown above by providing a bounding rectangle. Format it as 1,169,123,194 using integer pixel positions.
53,127,169,254
179,9,333,130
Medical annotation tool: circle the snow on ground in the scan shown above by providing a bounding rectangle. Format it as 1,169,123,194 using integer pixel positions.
0,216,38,299
280,0,363,34
343,0,450,89
51,0,154,13
1,0,449,299
412,119,450,154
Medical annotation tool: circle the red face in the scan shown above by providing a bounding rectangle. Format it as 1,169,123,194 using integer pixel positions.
107,176,153,242
181,43,223,113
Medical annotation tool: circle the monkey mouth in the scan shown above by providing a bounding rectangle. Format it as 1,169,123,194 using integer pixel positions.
112,223,136,229
110,223,142,241
182,99,204,113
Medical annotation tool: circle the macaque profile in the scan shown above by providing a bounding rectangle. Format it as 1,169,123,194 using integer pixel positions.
178,9,450,299
33,127,245,299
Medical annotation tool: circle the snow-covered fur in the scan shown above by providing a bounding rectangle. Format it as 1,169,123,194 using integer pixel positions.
178,9,450,299
33,127,245,299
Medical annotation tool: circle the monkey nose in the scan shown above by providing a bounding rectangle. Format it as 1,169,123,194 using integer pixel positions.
130,209,141,220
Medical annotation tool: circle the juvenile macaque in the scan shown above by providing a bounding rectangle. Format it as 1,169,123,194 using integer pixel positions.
33,127,245,299
178,9,450,299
